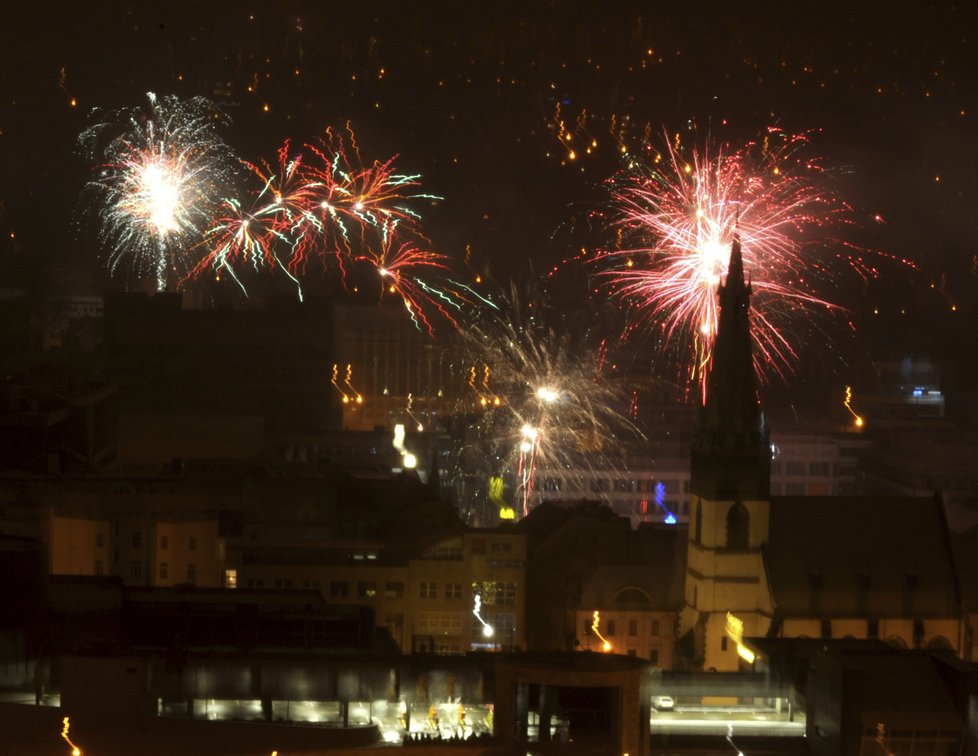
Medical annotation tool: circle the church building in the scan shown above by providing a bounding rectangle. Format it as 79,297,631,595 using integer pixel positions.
679,238,965,671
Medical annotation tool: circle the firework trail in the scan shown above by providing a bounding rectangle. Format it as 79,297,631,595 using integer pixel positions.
599,128,857,398
355,235,496,336
297,127,440,272
79,92,235,290
187,125,466,324
186,195,301,297
460,287,638,517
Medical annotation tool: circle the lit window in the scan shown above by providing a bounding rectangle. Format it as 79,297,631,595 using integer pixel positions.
358,581,377,598
225,569,237,589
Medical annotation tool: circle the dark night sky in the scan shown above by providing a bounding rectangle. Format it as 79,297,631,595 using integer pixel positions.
1,2,977,363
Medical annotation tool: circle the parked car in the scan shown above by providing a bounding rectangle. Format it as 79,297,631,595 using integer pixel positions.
652,695,675,711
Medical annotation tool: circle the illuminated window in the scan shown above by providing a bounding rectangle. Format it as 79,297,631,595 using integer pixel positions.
419,582,437,599
358,581,377,598
225,569,237,589
159,562,168,579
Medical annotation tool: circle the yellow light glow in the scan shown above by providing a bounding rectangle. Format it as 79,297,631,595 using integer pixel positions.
61,717,82,756
592,610,613,652
844,385,864,429
737,643,756,664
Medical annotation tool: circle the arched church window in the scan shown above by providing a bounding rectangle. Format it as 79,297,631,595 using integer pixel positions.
726,501,750,549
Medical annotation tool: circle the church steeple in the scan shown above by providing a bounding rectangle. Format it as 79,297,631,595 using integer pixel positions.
690,236,770,500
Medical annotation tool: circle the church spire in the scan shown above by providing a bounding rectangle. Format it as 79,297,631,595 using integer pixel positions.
690,235,770,500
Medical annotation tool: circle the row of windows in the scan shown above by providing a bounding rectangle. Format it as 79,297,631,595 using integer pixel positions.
540,478,689,494
584,618,662,637
418,581,519,605
416,612,463,632
771,461,833,476
118,533,199,551
157,562,196,582
419,582,465,600
97,560,199,583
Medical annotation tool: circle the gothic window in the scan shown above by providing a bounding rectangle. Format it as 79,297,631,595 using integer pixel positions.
725,501,750,549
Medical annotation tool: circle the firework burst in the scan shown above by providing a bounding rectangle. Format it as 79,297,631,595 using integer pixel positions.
282,126,443,285
599,128,855,397
460,288,639,517
79,92,235,290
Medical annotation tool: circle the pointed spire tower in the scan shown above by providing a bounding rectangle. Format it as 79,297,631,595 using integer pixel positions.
681,236,774,672
691,235,770,499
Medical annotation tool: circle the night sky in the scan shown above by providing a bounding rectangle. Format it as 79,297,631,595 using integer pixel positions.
2,2,977,368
